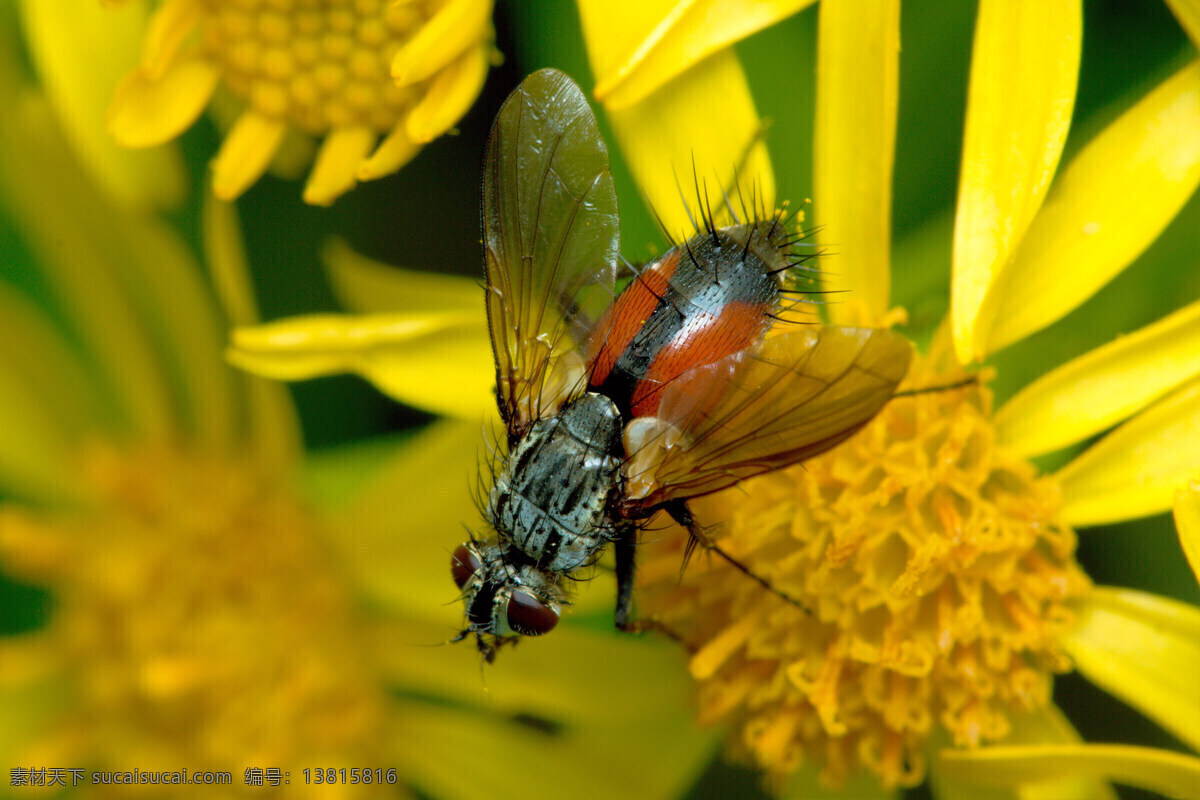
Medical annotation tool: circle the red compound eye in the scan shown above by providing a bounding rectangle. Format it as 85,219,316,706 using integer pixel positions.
506,590,559,636
451,544,483,589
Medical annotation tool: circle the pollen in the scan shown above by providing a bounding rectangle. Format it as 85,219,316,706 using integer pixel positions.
635,355,1091,789
0,444,391,778
202,0,420,136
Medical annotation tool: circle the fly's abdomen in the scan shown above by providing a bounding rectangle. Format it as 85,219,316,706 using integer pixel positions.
489,393,624,572
586,221,796,419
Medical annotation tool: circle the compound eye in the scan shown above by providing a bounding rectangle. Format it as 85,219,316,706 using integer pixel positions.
506,590,559,636
450,544,483,590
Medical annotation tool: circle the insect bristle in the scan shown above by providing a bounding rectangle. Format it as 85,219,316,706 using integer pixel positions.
646,203,678,247
673,166,702,238
719,181,742,226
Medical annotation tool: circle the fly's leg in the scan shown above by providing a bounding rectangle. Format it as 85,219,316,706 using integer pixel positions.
613,521,685,643
613,521,637,631
664,500,812,614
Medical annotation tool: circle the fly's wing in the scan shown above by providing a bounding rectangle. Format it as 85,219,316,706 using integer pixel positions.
484,69,619,438
621,326,912,513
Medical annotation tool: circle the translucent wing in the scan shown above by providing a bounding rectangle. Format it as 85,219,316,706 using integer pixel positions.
621,326,912,512
484,69,619,438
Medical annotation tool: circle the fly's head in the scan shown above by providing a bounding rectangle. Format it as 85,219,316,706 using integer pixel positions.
450,539,564,662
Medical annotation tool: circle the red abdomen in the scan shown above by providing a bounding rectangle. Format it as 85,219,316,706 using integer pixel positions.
586,222,796,419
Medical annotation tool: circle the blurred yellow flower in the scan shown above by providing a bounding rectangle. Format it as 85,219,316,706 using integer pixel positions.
0,64,713,798
101,0,496,204
12,0,187,210
229,0,1200,797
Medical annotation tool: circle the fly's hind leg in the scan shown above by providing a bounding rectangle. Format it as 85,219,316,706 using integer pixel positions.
664,500,812,614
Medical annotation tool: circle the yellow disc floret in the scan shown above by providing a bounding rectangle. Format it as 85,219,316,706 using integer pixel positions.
203,0,421,135
0,444,391,784
636,355,1090,788
108,0,495,203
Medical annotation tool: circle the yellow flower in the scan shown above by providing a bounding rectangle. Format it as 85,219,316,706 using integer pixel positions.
229,1,1200,797
0,63,714,798
103,0,496,205
581,0,1200,795
11,0,187,210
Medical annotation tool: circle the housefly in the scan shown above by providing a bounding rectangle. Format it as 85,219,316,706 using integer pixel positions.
452,69,912,661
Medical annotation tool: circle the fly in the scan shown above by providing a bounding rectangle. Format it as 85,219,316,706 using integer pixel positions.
452,69,912,661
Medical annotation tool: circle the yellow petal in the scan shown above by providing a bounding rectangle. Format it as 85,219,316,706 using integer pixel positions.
1174,480,1200,586
108,57,219,148
23,82,239,453
933,706,1117,800
357,121,421,181
0,94,177,441
814,0,899,326
0,633,64,688
614,55,774,240
940,744,1200,800
202,192,302,469
201,194,259,328
981,59,1200,354
995,297,1200,457
1060,586,1200,751
0,359,88,505
592,0,818,110
321,419,484,614
950,0,1081,363
579,0,677,81
228,312,495,419
579,0,774,238
1056,376,1200,526
322,238,481,315
0,640,71,769
782,769,896,800
1166,0,1200,48
302,125,375,206
390,0,492,86
405,43,490,143
139,0,201,79
75,165,243,452
0,281,107,440
210,110,287,200
384,623,712,800
19,0,185,208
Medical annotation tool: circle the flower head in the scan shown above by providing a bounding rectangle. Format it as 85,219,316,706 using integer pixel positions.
637,347,1089,788
575,0,1200,794
2,445,399,776
106,0,496,204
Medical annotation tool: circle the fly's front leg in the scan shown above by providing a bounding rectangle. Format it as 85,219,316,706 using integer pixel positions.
664,500,811,614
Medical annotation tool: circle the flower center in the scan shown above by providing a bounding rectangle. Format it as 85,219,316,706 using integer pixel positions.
0,444,388,775
635,355,1091,788
201,0,429,134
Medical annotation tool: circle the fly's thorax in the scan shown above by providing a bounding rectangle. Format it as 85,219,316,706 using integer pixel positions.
487,393,625,573
451,541,564,649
